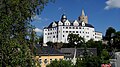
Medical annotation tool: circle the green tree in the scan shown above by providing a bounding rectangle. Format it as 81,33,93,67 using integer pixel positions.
86,39,95,48
113,31,120,51
75,56,100,67
100,49,110,64
105,27,116,41
67,33,84,48
46,41,54,47
0,0,54,66
75,58,85,67
46,60,73,67
86,39,103,56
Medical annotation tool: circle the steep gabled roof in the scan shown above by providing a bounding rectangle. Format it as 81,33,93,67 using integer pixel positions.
45,20,94,29
60,48,97,58
36,46,63,56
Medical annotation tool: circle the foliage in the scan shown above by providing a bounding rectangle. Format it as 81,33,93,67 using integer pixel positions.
75,56,100,67
86,39,104,56
75,58,85,67
100,49,110,64
67,33,85,48
113,31,120,50
105,27,116,41
46,41,63,49
46,60,73,67
0,0,54,66
46,41,54,47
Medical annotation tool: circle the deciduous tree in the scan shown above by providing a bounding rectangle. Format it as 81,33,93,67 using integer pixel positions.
0,0,54,66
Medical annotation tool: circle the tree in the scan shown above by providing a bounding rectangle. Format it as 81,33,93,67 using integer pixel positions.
112,31,120,51
86,39,95,48
67,33,84,48
100,49,110,64
46,41,54,47
105,27,116,41
86,39,104,56
75,58,85,67
46,60,73,67
0,0,54,66
75,56,100,67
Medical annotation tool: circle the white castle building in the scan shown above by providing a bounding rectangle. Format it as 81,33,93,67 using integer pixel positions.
43,9,102,44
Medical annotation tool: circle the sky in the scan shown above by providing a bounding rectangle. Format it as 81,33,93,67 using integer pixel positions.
31,0,120,36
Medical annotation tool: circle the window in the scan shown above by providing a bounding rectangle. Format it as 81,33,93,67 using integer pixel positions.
44,59,48,64
39,59,42,64
76,31,78,33
63,31,64,33
45,33,47,35
66,27,68,29
53,36,55,38
73,31,75,33
83,32,84,33
69,27,71,29
63,35,64,37
53,32,54,34
59,58,62,61
55,59,57,61
73,27,74,29
80,31,81,33
86,36,89,38
76,27,78,29
50,59,52,63
69,31,71,33
79,27,81,29
66,31,68,33
63,27,64,29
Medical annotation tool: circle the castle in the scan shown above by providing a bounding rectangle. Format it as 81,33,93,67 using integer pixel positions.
43,9,102,44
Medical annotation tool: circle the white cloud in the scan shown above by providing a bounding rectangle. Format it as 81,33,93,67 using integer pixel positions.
32,15,49,22
33,28,43,33
105,0,120,10
33,15,42,21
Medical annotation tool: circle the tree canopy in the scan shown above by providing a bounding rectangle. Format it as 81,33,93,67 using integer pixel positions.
46,60,73,67
105,27,116,41
0,0,54,66
67,33,85,48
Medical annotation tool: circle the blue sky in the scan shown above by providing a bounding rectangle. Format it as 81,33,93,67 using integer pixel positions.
31,0,120,36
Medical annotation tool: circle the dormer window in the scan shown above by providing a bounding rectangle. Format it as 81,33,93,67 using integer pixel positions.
82,21,85,26
64,20,70,26
73,20,79,26
52,22,57,27
58,21,63,26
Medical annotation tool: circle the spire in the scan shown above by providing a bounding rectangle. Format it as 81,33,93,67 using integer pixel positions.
78,9,88,24
82,9,85,16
